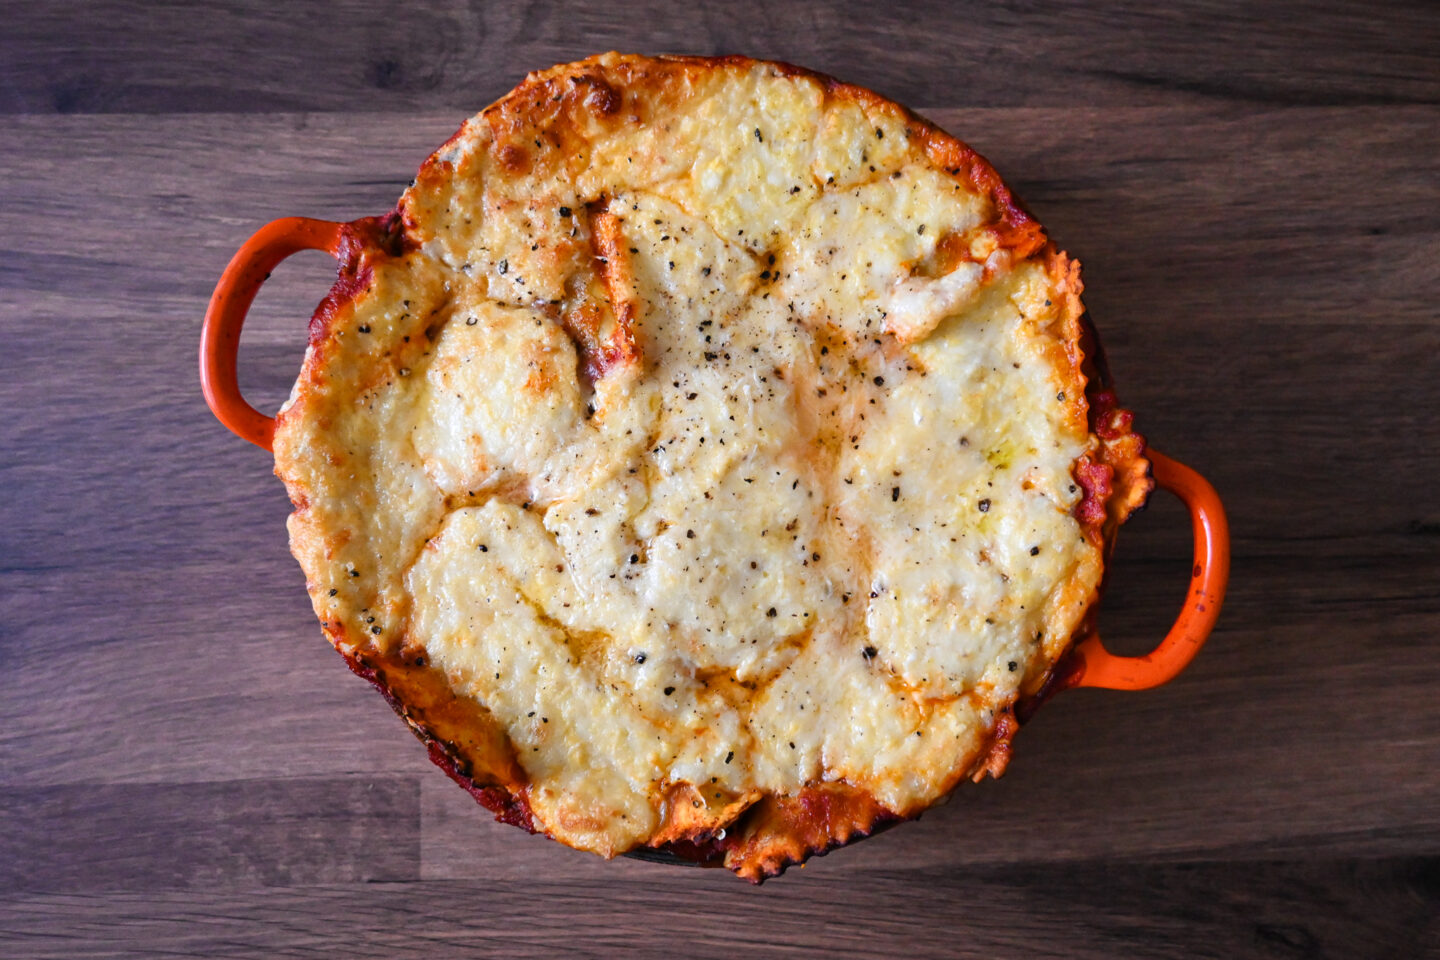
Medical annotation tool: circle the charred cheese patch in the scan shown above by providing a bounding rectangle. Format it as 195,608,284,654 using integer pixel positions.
272,53,1136,881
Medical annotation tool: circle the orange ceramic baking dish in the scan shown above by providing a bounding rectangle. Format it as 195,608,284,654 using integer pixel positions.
199,54,1228,878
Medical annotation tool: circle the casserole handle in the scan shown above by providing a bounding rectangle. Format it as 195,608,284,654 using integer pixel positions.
1071,450,1229,690
199,217,346,452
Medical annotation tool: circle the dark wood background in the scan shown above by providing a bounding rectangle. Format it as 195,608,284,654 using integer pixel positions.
2,2,1437,956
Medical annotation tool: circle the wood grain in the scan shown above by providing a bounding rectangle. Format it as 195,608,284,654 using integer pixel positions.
3,0,1438,114
0,779,420,892
2,3,1438,956
1,862,1435,959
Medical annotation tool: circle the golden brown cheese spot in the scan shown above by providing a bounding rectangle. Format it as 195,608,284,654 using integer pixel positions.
273,54,1111,872
411,296,587,501
648,72,823,253
844,263,1097,701
777,165,993,345
275,253,452,649
812,95,913,189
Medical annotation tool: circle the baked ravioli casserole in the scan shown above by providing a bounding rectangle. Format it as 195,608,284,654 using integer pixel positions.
271,53,1151,880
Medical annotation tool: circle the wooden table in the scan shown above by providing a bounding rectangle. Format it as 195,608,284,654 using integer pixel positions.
3,2,1437,956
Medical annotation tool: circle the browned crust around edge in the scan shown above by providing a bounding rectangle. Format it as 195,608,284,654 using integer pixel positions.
278,52,1153,882
330,625,537,834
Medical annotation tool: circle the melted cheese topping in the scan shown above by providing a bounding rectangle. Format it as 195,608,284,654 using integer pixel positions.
274,54,1101,860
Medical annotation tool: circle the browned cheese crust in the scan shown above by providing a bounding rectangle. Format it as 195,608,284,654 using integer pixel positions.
271,53,1150,881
